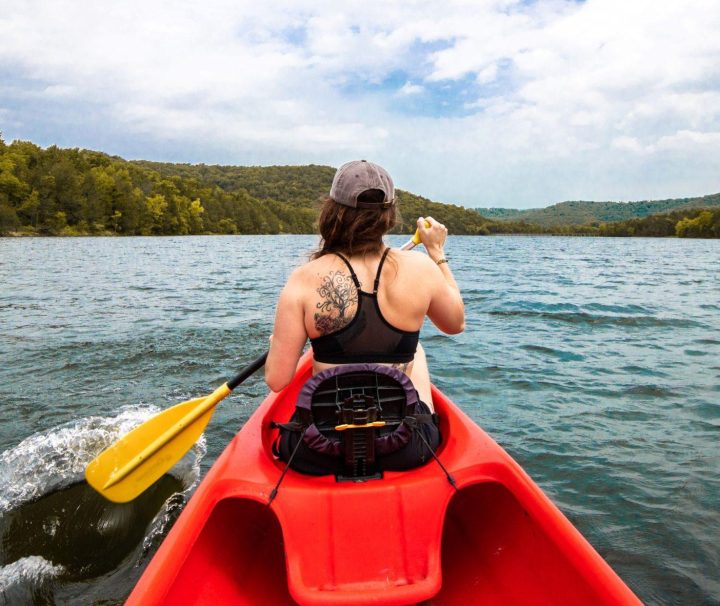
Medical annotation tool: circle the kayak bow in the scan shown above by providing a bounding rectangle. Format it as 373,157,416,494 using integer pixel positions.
127,353,640,605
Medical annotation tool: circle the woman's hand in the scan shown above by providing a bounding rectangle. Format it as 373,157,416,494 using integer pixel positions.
417,216,448,262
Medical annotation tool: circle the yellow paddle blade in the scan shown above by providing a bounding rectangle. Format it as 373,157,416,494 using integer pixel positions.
86,384,230,503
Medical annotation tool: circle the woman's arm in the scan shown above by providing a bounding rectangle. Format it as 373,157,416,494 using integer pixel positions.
418,216,465,334
266,268,308,392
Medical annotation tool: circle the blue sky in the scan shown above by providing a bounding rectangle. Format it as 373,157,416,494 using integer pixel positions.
1,0,719,208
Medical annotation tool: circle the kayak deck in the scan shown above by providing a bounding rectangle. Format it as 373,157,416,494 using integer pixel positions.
128,355,640,605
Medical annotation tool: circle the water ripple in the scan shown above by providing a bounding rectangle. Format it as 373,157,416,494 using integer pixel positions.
488,309,706,329
1,234,719,605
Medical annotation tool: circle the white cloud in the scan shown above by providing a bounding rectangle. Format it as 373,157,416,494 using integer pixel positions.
476,64,498,85
612,136,644,154
1,0,719,207
397,82,424,96
652,130,720,153
42,85,76,98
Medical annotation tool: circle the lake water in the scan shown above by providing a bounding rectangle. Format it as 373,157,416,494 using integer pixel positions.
1,235,718,605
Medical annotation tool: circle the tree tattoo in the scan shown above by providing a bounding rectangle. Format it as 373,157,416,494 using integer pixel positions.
314,270,358,335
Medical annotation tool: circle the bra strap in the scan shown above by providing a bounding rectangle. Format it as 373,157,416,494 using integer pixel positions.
373,248,391,295
334,252,361,288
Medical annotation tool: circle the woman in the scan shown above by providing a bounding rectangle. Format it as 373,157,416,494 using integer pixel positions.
266,160,465,413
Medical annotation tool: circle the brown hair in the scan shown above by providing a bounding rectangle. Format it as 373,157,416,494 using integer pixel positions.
312,189,399,259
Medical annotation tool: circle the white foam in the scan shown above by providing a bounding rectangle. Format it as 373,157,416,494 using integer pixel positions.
0,406,204,514
0,406,207,600
141,435,207,557
0,556,65,601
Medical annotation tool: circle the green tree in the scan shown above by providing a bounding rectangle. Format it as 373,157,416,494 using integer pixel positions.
676,210,714,238
145,194,168,234
0,156,29,206
47,211,68,235
0,203,20,233
110,210,123,233
17,190,41,228
188,199,205,234
216,218,238,234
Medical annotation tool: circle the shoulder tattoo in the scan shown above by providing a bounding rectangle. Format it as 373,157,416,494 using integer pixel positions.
314,270,358,335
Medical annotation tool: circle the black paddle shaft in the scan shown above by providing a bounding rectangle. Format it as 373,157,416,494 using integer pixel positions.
227,352,269,390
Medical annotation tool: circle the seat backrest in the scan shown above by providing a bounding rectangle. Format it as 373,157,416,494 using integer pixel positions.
310,370,409,431
295,364,419,480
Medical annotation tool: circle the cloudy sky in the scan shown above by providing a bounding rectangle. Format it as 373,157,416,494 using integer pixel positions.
1,0,719,208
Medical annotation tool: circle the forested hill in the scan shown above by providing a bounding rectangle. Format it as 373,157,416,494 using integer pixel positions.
0,138,489,236
477,193,720,227
131,161,337,209
4,137,717,238
131,160,488,235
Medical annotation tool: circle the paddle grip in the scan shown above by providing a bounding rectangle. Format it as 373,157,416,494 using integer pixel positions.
227,351,268,390
400,221,431,251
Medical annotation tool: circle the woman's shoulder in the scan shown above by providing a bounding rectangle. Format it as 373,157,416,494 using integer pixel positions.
288,249,433,282
389,248,437,269
390,248,429,259
389,248,447,291
287,255,340,283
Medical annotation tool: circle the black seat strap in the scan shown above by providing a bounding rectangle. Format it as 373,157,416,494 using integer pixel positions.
404,413,439,426
271,421,305,432
404,418,458,491
268,426,308,506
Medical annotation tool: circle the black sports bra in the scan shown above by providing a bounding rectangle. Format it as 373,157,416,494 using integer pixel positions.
310,248,420,364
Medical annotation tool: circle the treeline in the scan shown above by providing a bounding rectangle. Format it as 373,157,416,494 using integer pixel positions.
131,161,336,210
595,207,720,238
486,221,597,235
3,137,717,238
132,160,492,235
0,138,315,236
0,137,489,236
487,207,720,238
477,193,720,226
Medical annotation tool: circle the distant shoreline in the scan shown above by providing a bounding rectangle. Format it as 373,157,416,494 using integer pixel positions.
1,140,718,239
3,231,702,239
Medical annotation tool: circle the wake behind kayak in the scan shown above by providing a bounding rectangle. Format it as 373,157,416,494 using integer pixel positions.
0,477,183,581
0,407,205,604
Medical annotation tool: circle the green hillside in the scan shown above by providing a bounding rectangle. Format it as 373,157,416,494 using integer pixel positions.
131,160,336,210
0,138,489,236
473,207,525,220
477,194,720,226
597,207,720,237
3,136,717,238
483,206,720,238
131,160,491,235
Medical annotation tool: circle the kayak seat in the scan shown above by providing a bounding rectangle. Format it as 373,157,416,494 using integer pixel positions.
273,363,440,479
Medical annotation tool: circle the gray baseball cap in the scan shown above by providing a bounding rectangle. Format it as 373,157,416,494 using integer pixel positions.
329,160,395,209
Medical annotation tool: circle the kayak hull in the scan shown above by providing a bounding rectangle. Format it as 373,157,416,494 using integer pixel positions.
127,355,640,605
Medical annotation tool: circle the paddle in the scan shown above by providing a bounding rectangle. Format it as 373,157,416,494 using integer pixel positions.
85,353,268,502
86,226,426,503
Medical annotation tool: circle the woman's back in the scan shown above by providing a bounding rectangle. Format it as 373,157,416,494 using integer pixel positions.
301,249,432,341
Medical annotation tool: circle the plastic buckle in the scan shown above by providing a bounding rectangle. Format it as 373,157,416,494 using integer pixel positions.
335,420,386,431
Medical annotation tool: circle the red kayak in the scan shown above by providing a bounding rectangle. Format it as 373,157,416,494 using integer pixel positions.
127,354,641,605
